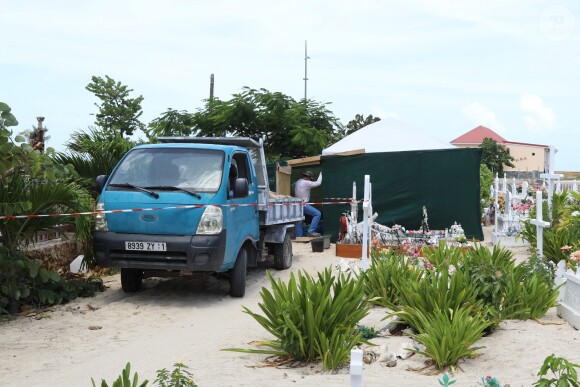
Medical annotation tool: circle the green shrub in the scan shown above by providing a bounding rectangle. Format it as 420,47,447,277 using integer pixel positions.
155,362,197,386
421,241,464,269
356,324,379,340
388,267,489,332
463,245,515,309
91,362,148,387
503,270,559,320
0,248,100,315
534,354,580,386
517,253,555,284
357,249,423,307
396,305,491,370
224,269,369,370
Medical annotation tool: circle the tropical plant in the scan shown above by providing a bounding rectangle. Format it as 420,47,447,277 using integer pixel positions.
397,306,491,370
479,138,515,175
224,269,368,370
154,361,197,386
502,270,559,320
357,249,423,307
534,354,580,387
0,103,97,314
53,127,137,195
91,362,148,387
86,75,145,138
463,245,515,309
387,266,490,332
421,241,464,269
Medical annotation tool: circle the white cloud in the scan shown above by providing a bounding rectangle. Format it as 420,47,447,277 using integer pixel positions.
520,94,557,132
462,103,504,132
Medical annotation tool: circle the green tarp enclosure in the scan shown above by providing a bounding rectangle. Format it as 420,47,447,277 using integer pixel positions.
309,148,483,241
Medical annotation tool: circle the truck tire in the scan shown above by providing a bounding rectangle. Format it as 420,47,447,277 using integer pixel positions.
230,248,247,297
121,268,143,292
273,232,292,270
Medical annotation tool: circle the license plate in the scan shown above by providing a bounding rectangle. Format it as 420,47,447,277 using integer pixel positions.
125,242,167,251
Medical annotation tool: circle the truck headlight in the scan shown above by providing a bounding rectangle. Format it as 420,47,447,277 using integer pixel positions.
196,205,223,235
95,202,109,231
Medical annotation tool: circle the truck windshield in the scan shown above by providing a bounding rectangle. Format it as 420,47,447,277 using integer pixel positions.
108,148,224,193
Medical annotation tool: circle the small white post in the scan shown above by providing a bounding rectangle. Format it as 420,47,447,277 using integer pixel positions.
530,190,550,257
350,348,363,387
574,180,578,192
361,175,371,271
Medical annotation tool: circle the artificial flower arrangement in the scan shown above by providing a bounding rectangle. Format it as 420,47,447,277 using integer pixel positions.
561,245,580,271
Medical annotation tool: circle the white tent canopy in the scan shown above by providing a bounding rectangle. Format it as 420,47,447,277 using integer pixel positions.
322,117,452,155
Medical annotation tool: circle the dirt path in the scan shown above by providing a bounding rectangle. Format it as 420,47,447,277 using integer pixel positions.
1,230,579,387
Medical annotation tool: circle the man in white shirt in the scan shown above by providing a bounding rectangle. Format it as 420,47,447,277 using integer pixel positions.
294,170,322,237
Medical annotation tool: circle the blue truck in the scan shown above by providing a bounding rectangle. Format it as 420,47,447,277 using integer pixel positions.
92,137,303,297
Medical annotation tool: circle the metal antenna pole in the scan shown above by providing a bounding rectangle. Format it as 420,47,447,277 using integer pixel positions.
209,73,215,100
303,40,309,100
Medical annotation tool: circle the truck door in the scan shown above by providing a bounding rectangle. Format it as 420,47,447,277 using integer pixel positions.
227,152,259,253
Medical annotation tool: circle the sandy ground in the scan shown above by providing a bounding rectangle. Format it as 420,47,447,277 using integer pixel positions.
1,226,579,387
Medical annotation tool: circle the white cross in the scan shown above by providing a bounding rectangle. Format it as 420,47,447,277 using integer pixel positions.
530,190,550,257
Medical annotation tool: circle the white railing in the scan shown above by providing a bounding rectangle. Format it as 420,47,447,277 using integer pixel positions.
555,261,580,330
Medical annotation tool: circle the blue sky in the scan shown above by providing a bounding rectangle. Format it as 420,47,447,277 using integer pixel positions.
1,0,579,170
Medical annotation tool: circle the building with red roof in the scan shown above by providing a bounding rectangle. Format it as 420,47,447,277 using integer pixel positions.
451,125,549,173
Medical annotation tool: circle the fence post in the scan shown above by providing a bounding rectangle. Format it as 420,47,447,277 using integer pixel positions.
361,175,371,271
350,348,363,387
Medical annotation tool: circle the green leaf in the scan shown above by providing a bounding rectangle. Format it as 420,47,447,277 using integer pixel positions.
39,268,49,283
29,265,39,278
48,271,62,283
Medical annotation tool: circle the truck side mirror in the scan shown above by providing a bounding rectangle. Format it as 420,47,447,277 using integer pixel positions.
95,175,108,194
233,178,249,198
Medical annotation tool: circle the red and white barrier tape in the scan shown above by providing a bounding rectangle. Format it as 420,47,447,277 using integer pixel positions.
324,197,362,202
0,201,354,220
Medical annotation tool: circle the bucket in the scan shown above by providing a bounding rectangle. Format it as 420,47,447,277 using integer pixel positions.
311,238,324,253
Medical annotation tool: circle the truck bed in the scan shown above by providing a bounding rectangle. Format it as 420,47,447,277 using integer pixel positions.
258,189,303,225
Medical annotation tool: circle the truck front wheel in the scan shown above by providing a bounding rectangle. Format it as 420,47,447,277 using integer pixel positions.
121,268,143,292
230,248,247,297
273,232,292,270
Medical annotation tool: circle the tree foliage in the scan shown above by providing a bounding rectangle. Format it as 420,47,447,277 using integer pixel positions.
86,75,145,137
151,88,340,160
146,108,197,140
479,138,515,175
0,102,97,314
345,114,380,135
54,127,138,194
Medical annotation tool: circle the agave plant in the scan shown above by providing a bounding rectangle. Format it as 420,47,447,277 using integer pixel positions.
223,269,368,370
